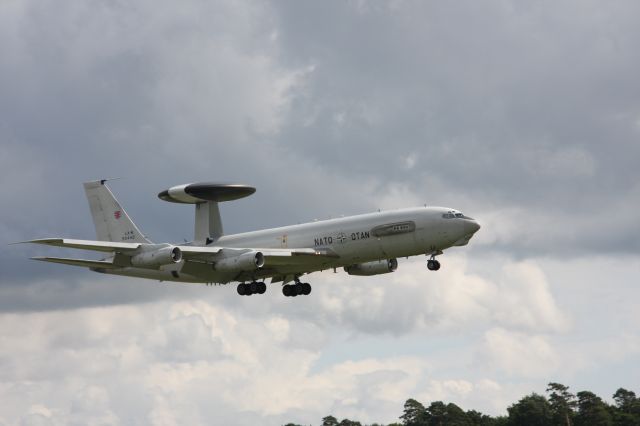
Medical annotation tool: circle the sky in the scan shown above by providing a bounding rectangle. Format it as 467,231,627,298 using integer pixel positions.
1,0,639,424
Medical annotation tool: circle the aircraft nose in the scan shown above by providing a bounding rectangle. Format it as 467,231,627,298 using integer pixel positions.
464,220,481,234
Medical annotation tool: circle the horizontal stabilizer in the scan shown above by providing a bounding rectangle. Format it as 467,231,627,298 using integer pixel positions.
31,256,119,269
19,238,141,253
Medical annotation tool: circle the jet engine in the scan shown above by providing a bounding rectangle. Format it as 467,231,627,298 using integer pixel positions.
131,246,182,268
344,259,398,276
215,251,265,272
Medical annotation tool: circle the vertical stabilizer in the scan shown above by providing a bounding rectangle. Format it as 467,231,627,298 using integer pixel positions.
83,180,151,243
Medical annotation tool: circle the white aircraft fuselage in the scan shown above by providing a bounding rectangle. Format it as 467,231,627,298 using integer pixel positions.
100,207,479,284
22,181,480,297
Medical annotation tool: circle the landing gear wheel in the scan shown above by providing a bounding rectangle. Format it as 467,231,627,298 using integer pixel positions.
237,283,247,295
282,285,292,297
249,281,258,294
283,282,311,297
258,282,267,294
427,259,441,271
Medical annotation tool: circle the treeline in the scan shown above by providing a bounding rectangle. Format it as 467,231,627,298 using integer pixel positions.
284,383,640,426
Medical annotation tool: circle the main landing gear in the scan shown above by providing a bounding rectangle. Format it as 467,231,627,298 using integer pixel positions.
282,281,312,297
237,281,267,296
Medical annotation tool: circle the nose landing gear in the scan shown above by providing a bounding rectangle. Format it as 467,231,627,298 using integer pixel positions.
426,250,442,271
427,259,441,271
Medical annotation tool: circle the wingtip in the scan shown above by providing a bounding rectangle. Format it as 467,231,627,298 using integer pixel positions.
8,240,47,246
19,238,63,244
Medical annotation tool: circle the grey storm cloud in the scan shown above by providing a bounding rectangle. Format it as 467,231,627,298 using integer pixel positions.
270,1,640,255
0,0,637,310
1,0,639,303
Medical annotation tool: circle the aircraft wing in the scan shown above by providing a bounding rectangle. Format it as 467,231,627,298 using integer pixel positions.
20,238,339,281
201,246,339,265
176,245,223,260
214,247,339,283
31,256,120,269
177,246,340,283
19,238,141,253
18,239,335,261
256,248,338,265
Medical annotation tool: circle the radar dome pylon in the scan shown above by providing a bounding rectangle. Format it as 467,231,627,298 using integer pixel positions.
158,183,256,244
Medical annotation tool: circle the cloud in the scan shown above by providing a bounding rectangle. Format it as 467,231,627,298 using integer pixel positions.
1,1,639,423
269,1,640,256
0,254,638,424
0,300,434,424
478,328,560,378
310,255,568,335
0,293,556,424
3,0,640,288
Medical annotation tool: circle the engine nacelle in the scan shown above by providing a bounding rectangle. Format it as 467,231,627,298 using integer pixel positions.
344,259,398,276
131,246,182,268
215,251,265,272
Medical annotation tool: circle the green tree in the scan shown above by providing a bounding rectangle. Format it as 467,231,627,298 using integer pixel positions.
614,389,638,410
401,398,429,426
444,403,473,426
547,382,577,426
612,388,640,426
423,401,473,426
467,409,498,426
427,401,447,426
493,417,509,426
322,415,339,426
507,393,553,426
575,391,612,426
337,419,361,426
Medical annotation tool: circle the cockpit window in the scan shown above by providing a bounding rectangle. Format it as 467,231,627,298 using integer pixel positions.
442,211,473,219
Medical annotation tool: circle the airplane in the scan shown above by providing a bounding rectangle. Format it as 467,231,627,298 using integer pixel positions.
18,180,481,297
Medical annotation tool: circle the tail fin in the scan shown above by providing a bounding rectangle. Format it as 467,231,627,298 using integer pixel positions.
83,180,151,243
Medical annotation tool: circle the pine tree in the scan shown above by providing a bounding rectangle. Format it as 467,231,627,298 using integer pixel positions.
612,388,640,426
507,393,553,426
547,382,577,426
401,398,429,426
575,391,613,426
322,415,339,426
